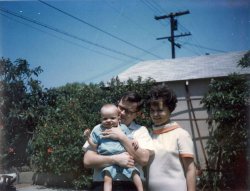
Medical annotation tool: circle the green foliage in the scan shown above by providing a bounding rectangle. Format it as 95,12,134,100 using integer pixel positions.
238,51,250,68
200,73,249,190
0,58,44,168
200,50,250,189
30,84,102,175
1,57,155,189
104,77,155,127
30,77,155,189
72,173,93,190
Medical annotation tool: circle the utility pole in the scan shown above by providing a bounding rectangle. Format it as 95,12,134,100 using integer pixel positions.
155,10,191,59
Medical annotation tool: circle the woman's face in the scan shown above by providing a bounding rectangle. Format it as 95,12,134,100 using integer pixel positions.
150,100,171,126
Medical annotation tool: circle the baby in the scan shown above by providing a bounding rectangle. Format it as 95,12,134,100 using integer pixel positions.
84,104,143,191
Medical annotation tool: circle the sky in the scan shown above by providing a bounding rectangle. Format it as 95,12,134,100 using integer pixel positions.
0,0,250,88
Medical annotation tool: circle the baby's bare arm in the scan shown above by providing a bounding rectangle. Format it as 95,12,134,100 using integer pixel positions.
84,128,97,151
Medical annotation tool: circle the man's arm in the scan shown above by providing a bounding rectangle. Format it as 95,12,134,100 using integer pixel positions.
83,150,135,169
118,133,152,166
102,128,153,166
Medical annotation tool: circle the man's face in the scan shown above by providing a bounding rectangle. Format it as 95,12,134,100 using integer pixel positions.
117,100,139,126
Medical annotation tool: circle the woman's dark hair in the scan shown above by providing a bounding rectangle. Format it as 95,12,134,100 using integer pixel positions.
120,91,144,111
147,84,177,113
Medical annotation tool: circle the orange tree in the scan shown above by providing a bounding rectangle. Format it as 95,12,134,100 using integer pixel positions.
30,82,108,187
0,58,44,169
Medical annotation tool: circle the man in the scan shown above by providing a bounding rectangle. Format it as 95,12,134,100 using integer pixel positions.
83,92,154,191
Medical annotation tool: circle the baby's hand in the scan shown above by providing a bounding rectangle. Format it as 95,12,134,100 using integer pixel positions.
132,140,139,151
83,128,91,138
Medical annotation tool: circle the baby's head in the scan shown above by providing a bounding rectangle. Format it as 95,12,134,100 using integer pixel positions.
100,104,120,128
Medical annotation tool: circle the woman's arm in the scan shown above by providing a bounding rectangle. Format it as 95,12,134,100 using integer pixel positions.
182,157,196,191
83,150,135,168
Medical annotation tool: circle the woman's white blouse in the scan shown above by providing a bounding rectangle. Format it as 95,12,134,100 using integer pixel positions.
148,122,194,191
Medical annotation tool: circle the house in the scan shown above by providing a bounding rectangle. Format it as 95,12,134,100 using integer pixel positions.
117,50,250,169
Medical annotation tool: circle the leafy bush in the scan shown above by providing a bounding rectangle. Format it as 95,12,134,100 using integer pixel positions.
0,58,44,169
30,77,155,189
0,57,155,189
200,73,249,190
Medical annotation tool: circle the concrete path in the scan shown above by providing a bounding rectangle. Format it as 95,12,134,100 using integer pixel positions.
2,172,89,191
15,184,89,191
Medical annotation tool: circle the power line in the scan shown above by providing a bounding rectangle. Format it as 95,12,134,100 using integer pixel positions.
140,0,158,13
1,11,144,83
177,23,210,55
178,18,221,55
178,40,227,53
139,0,167,28
150,0,166,13
104,0,159,39
143,0,163,13
38,0,162,59
0,7,144,61
179,42,203,56
155,10,192,59
0,12,127,62
174,23,204,55
178,23,191,34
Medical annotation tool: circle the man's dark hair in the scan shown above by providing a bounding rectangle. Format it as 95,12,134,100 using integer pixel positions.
120,91,144,111
147,84,177,113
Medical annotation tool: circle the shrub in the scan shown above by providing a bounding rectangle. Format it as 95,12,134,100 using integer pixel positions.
0,58,44,169
30,78,155,189
200,74,249,190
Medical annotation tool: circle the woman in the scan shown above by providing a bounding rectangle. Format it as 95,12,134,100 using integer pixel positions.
147,84,196,191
